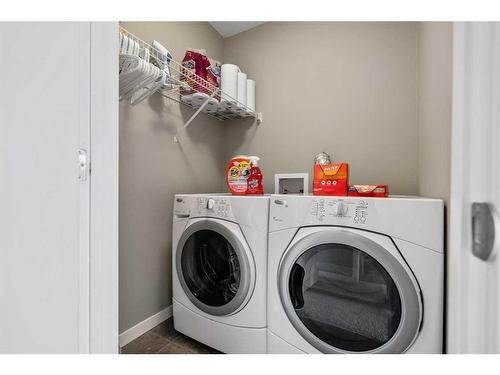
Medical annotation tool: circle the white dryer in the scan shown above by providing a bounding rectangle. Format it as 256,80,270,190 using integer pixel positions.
172,194,269,354
267,195,444,354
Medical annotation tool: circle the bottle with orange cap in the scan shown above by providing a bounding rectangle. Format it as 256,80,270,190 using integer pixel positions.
225,155,251,195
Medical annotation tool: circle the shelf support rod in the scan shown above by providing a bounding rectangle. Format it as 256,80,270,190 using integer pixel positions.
183,90,217,130
174,90,217,143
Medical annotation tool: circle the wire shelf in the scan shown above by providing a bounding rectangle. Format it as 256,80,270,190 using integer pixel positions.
119,27,259,123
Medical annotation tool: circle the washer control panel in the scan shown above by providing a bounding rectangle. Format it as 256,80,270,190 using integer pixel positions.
174,197,190,217
196,197,232,219
310,198,370,224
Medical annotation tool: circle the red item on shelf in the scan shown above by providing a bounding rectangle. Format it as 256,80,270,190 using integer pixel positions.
180,49,211,95
313,163,349,196
348,185,389,198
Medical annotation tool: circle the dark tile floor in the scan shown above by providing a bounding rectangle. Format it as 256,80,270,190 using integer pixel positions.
121,318,222,354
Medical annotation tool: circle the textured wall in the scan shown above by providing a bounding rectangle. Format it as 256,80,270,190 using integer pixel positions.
223,22,420,195
417,22,453,204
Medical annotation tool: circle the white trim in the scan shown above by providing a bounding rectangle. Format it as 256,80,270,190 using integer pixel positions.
119,306,173,348
89,22,120,354
448,22,500,353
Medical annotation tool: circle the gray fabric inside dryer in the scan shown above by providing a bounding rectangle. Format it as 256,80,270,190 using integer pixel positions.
298,280,395,342
291,243,402,351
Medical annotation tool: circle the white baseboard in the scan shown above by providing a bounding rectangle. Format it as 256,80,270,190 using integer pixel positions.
119,305,173,348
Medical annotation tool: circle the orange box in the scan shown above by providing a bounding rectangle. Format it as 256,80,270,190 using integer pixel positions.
313,163,349,196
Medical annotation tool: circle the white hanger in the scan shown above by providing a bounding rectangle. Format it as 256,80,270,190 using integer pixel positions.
119,36,170,102
119,55,143,97
130,69,167,105
121,35,129,55
121,60,159,101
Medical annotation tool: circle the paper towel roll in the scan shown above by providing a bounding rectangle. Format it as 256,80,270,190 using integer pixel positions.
237,72,247,108
221,64,239,103
246,79,256,112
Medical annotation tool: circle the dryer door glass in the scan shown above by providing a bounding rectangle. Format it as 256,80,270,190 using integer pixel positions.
181,229,241,307
288,243,401,352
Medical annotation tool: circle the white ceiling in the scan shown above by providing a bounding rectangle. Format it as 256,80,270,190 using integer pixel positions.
209,22,266,38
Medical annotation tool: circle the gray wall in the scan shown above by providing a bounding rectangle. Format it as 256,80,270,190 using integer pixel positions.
416,23,453,283
223,22,420,195
417,22,453,204
119,22,225,333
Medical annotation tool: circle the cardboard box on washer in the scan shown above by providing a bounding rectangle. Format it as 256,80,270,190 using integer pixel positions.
313,163,349,196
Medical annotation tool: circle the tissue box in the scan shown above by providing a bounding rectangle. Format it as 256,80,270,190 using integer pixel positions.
348,185,388,198
313,163,349,196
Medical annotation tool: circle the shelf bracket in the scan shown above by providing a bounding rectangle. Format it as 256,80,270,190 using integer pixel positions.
174,90,216,143
183,90,217,130
256,112,263,125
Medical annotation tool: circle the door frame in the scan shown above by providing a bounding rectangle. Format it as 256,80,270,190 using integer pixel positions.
89,22,119,353
448,22,500,353
78,21,91,354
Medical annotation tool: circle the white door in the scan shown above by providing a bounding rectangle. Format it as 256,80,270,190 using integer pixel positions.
448,22,500,353
0,22,91,353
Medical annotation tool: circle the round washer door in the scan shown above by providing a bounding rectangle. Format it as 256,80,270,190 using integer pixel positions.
278,227,422,353
176,219,255,316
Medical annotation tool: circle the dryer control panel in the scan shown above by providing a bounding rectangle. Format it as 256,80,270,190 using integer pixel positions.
310,198,370,225
270,195,444,252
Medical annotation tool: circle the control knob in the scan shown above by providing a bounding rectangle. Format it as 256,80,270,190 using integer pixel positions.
337,201,345,216
206,198,215,210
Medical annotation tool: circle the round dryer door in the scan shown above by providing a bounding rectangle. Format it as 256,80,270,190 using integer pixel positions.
176,219,254,316
278,227,422,353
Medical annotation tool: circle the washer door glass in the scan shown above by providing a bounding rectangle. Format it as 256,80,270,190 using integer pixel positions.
181,229,241,307
288,243,402,352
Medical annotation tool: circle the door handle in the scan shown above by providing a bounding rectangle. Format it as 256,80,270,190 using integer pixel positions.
471,202,497,261
78,149,90,182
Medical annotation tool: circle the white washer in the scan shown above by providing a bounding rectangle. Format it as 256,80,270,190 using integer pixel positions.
172,194,269,354
267,195,444,354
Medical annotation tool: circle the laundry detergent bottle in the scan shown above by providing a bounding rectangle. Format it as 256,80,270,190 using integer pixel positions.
247,156,264,195
226,155,251,195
